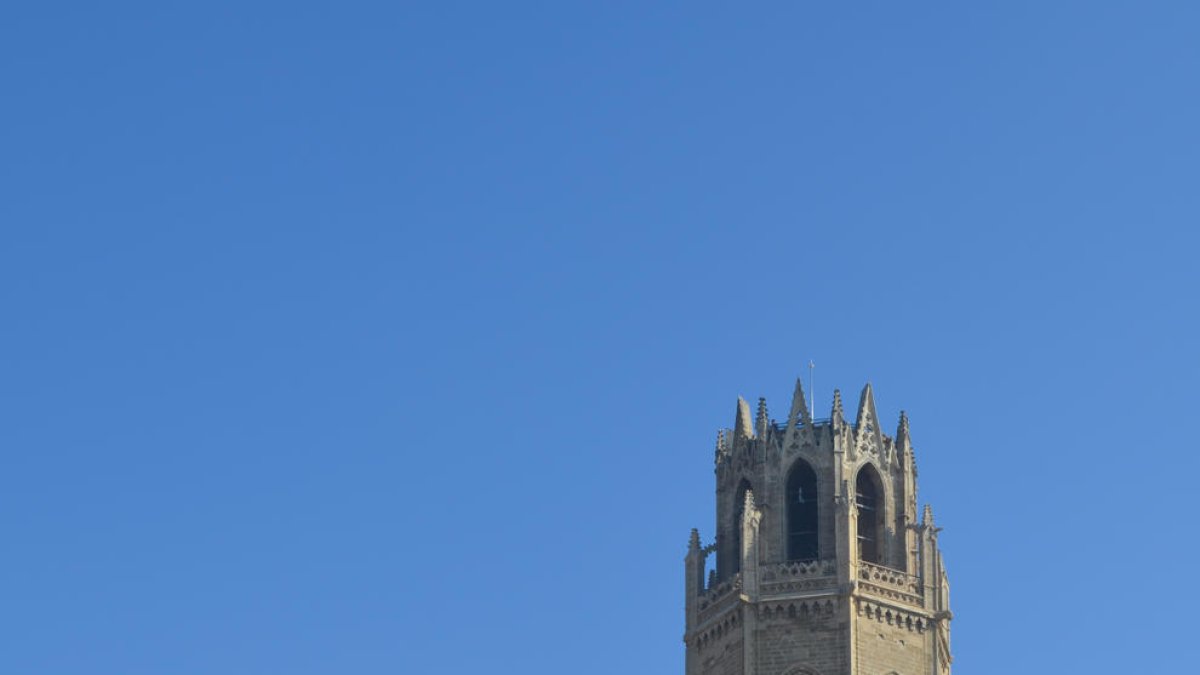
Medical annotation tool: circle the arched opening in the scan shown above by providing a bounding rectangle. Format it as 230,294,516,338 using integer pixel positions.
731,479,752,574
785,459,818,561
855,465,884,564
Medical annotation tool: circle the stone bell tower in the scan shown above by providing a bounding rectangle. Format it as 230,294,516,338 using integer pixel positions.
683,380,952,675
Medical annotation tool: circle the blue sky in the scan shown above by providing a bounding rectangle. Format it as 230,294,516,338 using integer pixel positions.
2,2,1198,673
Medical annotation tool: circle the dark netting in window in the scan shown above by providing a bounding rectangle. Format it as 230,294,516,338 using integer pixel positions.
786,459,819,561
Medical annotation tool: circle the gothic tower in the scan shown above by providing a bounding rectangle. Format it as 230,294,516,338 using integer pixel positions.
684,381,952,675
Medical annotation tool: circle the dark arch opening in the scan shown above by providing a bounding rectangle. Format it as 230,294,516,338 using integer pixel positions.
855,465,884,564
731,479,752,575
785,459,818,561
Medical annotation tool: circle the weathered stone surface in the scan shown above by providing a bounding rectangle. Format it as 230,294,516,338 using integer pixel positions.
684,381,952,675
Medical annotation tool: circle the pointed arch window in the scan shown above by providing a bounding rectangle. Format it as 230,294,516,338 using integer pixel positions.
786,459,818,561
855,466,884,564
731,480,752,575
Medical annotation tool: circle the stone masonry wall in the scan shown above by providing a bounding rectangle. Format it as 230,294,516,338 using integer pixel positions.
853,608,930,675
689,384,951,675
753,600,847,675
692,619,744,675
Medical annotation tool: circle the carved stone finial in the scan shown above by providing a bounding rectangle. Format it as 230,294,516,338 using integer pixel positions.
896,410,912,456
689,528,701,552
831,389,845,427
714,429,728,465
742,487,757,513
755,397,769,437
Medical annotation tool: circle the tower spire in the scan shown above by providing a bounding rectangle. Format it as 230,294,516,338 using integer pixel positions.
854,382,879,431
734,396,754,443
854,382,885,455
787,377,812,430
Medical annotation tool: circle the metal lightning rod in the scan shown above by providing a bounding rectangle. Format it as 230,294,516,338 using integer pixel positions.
808,360,815,422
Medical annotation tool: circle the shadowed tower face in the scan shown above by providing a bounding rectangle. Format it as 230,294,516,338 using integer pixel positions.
684,381,952,675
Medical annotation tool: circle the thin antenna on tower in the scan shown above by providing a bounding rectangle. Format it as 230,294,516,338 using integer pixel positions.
808,360,815,420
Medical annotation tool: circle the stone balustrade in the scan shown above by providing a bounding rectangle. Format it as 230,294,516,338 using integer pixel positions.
698,574,741,613
762,558,835,581
857,561,923,606
759,559,837,595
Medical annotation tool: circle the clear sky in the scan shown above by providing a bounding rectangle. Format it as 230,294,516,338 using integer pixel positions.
3,3,1198,674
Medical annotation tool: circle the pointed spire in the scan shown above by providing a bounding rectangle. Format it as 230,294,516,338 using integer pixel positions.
855,382,879,432
755,397,769,438
896,410,912,454
689,528,701,553
787,377,812,430
830,389,845,428
922,504,935,528
734,396,754,442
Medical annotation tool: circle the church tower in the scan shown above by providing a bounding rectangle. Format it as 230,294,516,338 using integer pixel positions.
684,381,952,675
